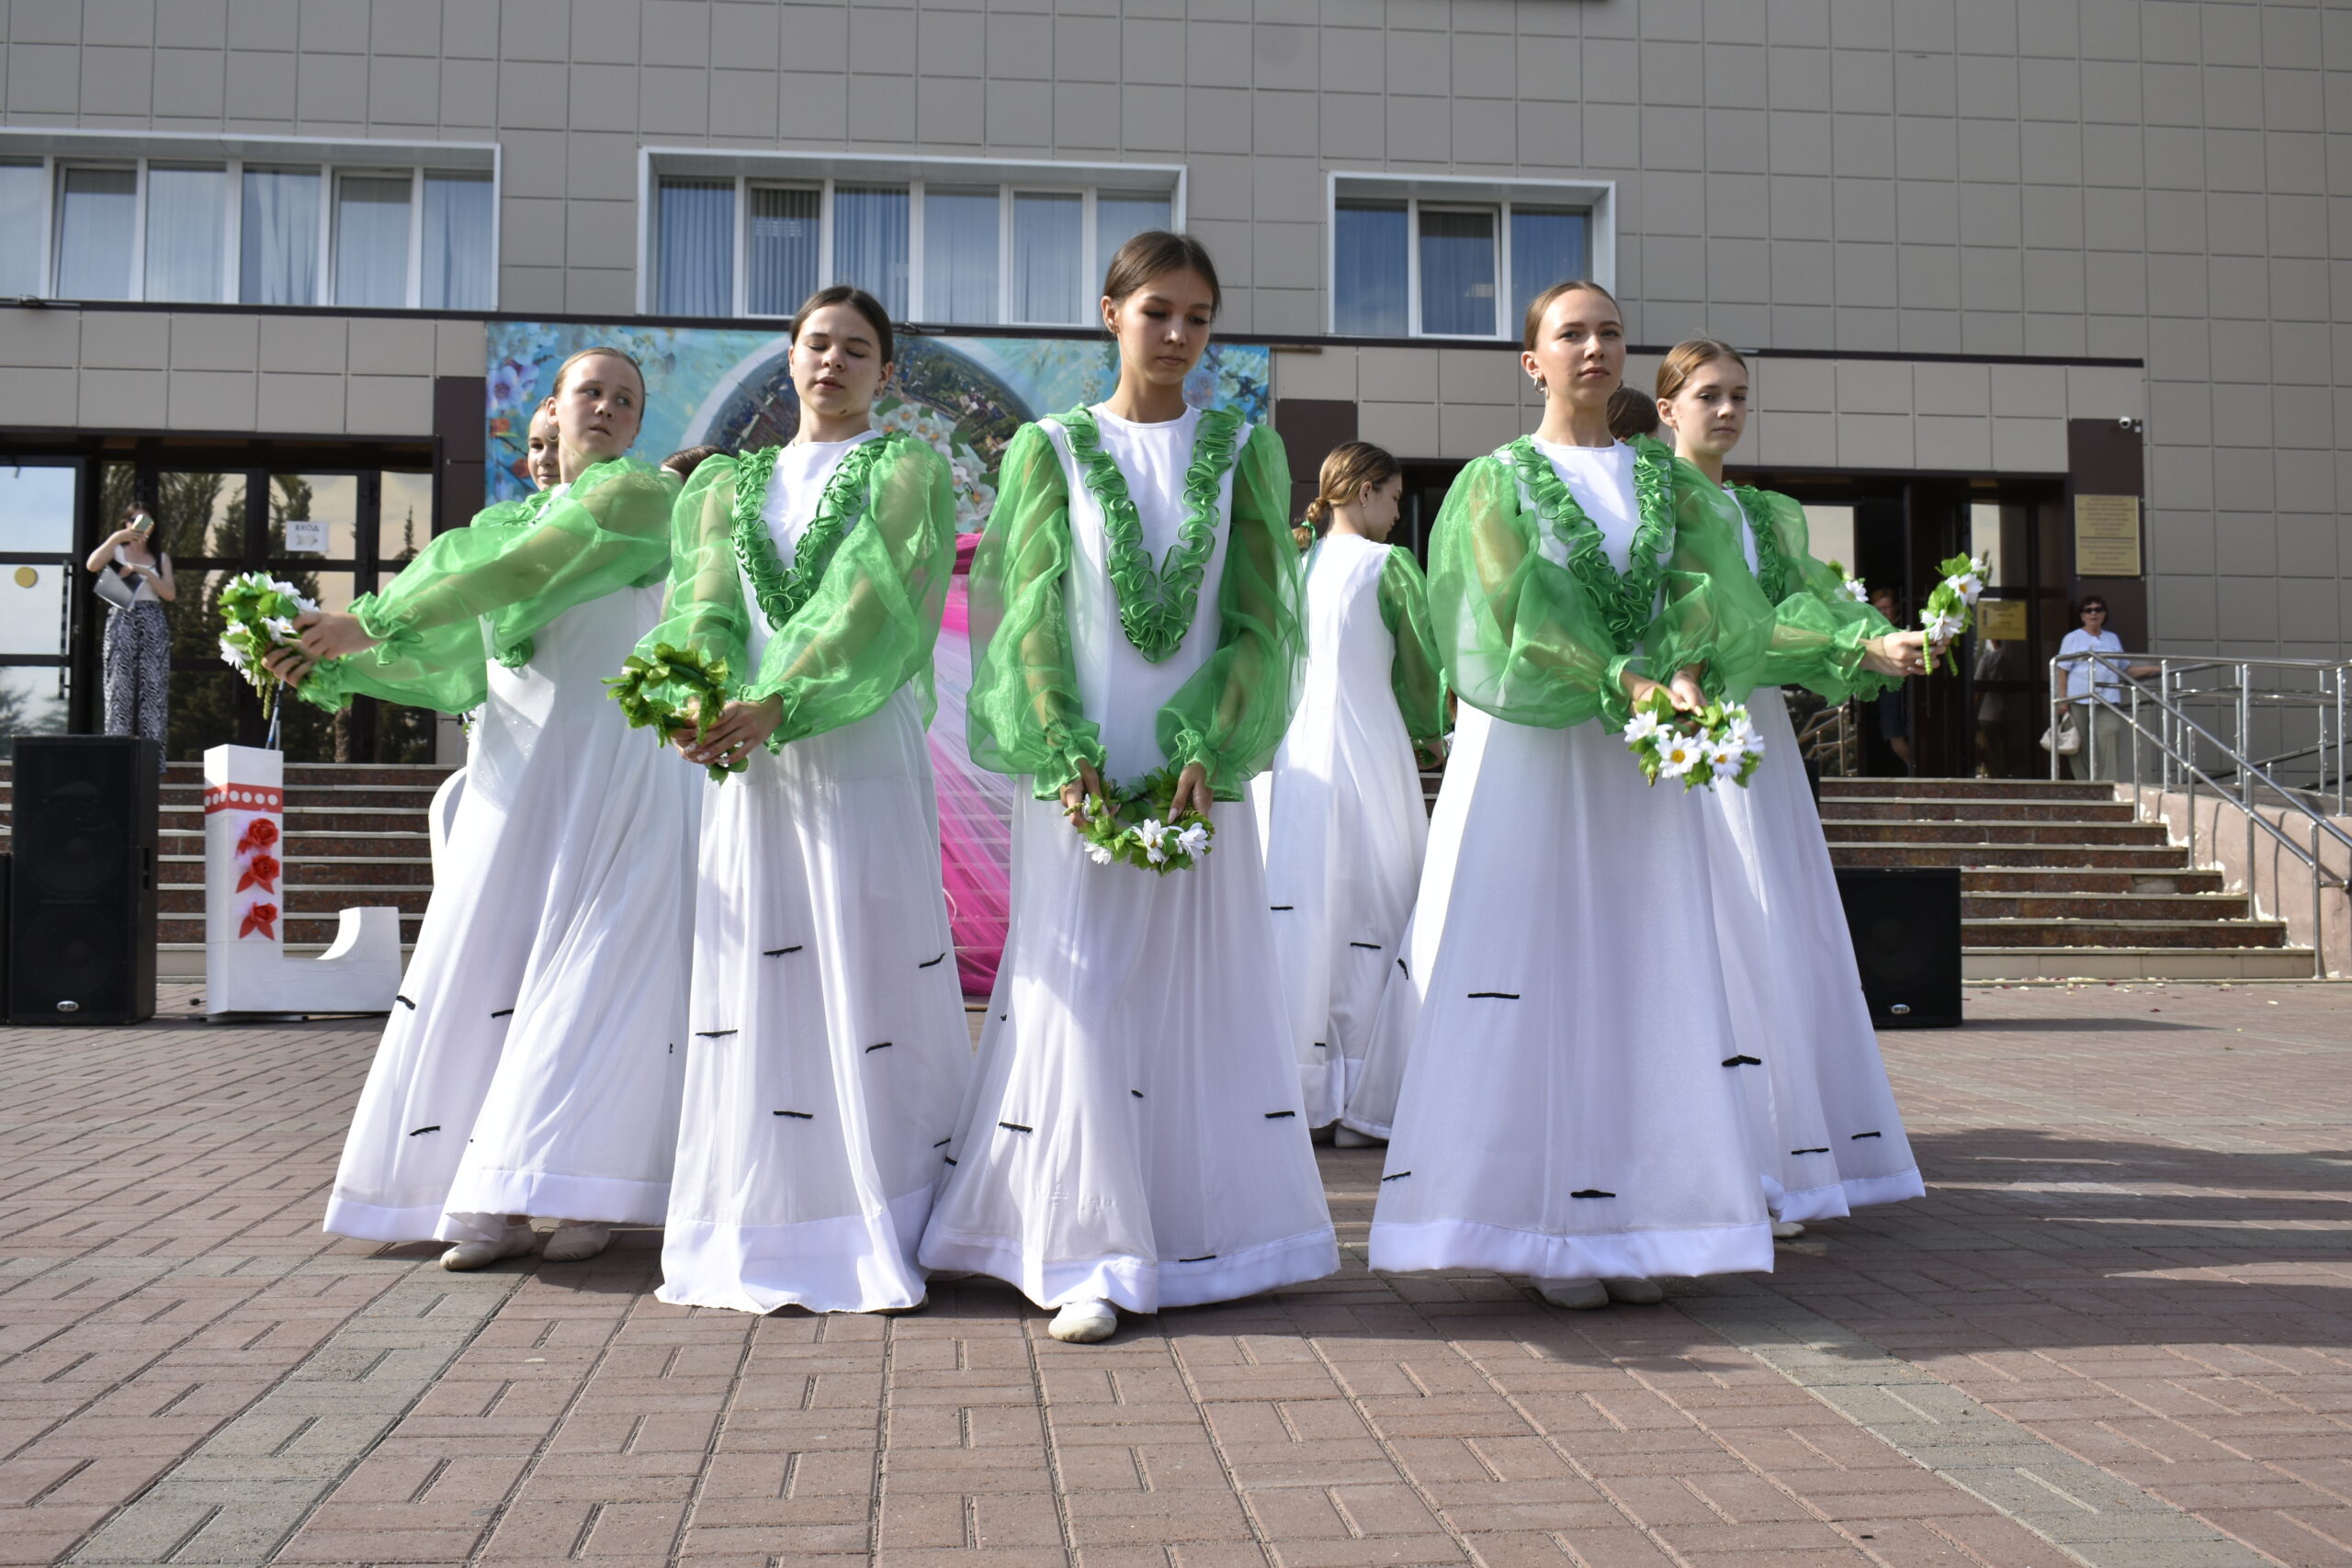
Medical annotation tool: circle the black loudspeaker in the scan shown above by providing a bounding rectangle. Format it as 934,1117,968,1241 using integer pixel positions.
7,736,158,1025
1833,865,1962,1029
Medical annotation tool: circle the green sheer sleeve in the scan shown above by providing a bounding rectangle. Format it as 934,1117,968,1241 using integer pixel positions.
1645,447,1781,704
1741,485,1900,703
745,434,956,746
622,453,753,723
965,423,1109,799
1426,454,1647,731
299,458,677,715
1155,422,1304,796
1374,545,1448,745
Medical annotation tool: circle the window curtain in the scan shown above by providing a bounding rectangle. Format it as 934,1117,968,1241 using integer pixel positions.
1093,193,1170,279
832,185,909,320
241,168,320,305
657,176,733,315
1417,208,1497,336
0,162,46,296
747,186,820,316
54,167,136,300
922,186,998,323
1011,191,1081,324
421,171,492,310
334,175,412,308
144,165,225,303
1333,201,1408,336
1510,209,1588,328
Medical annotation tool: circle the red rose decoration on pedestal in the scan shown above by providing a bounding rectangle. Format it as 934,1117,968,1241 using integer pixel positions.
236,818,281,855
239,902,279,940
237,852,281,895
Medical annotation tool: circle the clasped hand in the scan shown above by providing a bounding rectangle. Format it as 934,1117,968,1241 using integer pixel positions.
674,696,785,769
1621,665,1709,715
1057,760,1213,826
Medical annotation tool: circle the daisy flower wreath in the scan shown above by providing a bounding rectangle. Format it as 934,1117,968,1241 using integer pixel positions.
1072,764,1216,874
1620,686,1766,793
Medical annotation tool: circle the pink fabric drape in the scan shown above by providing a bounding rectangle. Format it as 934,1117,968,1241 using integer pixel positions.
927,534,1015,995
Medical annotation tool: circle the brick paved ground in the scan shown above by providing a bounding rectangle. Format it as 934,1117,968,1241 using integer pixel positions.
2,980,2349,1567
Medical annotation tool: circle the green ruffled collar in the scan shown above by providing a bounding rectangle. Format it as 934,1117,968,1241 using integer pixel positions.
732,431,897,633
1058,404,1244,664
1501,433,1676,658
1725,483,1790,605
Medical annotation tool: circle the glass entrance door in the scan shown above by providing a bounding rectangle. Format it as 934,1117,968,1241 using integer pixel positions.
0,459,84,754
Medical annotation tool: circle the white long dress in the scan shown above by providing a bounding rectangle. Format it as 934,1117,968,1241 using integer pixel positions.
656,435,973,1314
920,406,1340,1314
1252,535,1432,1128
324,573,698,1244
1706,494,1922,1219
1365,440,1773,1283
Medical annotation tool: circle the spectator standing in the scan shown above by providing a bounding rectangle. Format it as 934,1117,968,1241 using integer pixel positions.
2055,595,2156,781
85,504,175,764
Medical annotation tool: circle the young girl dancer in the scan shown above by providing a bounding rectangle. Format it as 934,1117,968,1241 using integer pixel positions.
627,287,969,1315
275,347,696,1270
1252,443,1445,1136
921,232,1337,1343
1654,338,1928,1226
1364,282,1775,1309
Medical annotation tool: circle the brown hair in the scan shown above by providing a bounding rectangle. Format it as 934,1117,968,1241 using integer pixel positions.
1304,441,1401,529
1102,231,1222,317
790,284,895,364
1654,337,1749,404
1521,278,1623,350
549,344,648,408
662,445,724,480
1605,386,1659,442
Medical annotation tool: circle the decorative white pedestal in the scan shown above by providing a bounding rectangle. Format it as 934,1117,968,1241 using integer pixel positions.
204,744,403,1018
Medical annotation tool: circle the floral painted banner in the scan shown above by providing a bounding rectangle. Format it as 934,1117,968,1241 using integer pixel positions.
482,321,1272,517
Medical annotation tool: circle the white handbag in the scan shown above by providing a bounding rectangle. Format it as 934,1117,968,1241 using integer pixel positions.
2039,722,2080,756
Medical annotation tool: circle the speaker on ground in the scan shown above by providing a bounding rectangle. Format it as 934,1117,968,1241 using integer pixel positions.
1833,865,1962,1029
7,736,158,1025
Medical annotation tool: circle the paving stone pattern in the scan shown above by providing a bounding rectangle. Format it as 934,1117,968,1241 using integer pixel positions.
2,981,2349,1566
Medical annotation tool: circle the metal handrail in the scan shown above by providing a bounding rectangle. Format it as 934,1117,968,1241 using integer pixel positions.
2049,651,2351,978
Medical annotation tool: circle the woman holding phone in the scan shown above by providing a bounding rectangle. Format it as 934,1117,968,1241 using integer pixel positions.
86,504,175,763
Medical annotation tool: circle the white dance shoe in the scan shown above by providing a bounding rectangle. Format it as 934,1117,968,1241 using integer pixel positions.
540,1221,611,1262
1600,1277,1663,1304
1535,1278,1608,1310
1048,1299,1119,1342
1331,1125,1381,1148
1772,1220,1806,1239
440,1221,537,1271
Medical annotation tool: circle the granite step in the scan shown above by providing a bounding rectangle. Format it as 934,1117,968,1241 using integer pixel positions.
1962,890,2255,922
1823,819,2172,847
1825,797,2139,824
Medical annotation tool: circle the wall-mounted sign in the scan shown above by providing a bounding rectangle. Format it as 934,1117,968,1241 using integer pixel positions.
2073,494,2142,577
1976,598,2028,641
283,520,329,554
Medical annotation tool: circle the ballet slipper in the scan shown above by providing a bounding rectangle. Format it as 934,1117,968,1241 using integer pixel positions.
1600,1277,1664,1304
440,1221,537,1272
1772,1220,1805,1239
1332,1125,1381,1148
1048,1299,1118,1342
1535,1278,1608,1310
540,1221,611,1262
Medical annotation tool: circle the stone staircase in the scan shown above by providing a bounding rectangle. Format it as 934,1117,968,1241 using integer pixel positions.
0,760,447,980
1818,776,2314,980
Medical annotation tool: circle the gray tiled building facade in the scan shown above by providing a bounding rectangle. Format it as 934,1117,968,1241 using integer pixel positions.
0,0,2345,767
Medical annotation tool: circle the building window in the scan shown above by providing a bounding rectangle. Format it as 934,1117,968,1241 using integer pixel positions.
0,132,497,309
643,152,1183,326
1328,174,1612,340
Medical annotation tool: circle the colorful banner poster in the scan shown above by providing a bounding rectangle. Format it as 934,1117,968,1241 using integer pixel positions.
483,323,1273,994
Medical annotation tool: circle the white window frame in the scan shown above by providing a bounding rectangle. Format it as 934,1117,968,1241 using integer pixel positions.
0,129,499,308
1326,171,1616,341
639,149,1186,326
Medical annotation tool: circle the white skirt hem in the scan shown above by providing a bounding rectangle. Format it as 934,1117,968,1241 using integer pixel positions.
322,1197,450,1245
656,1186,937,1314
437,1168,670,1235
1368,1217,1774,1281
918,1224,1340,1314
1771,1182,1853,1224
1844,1168,1927,1208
